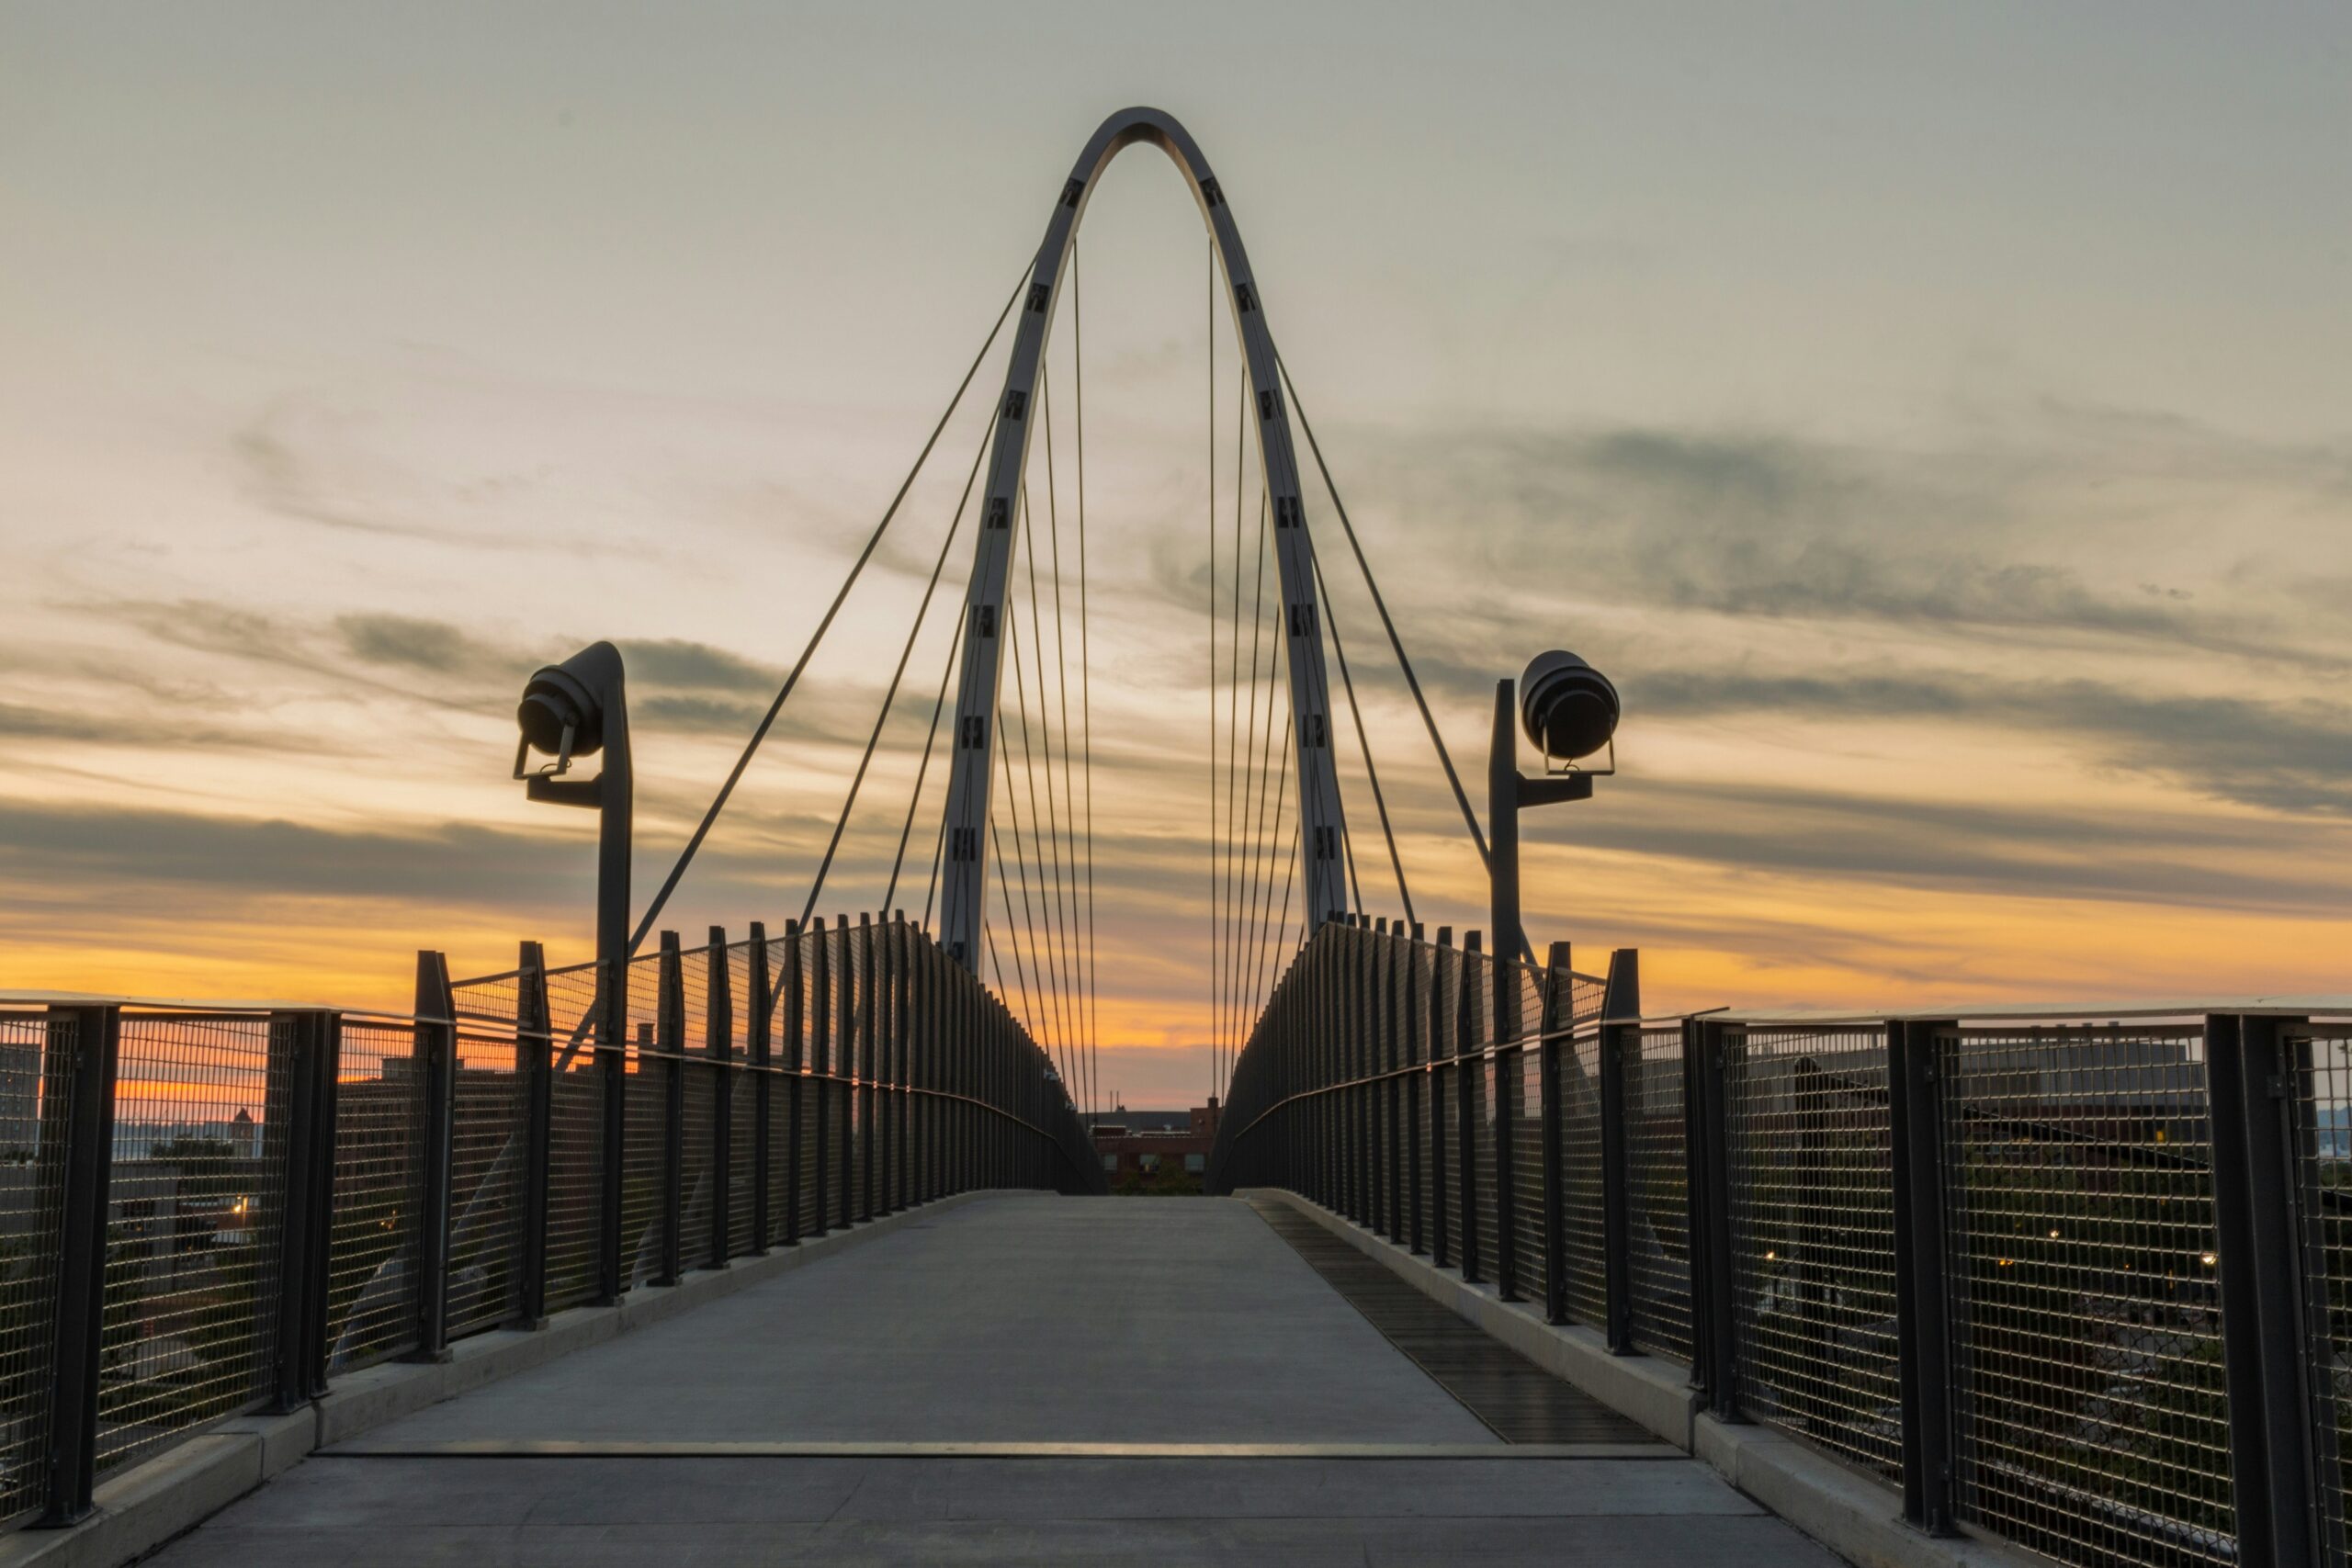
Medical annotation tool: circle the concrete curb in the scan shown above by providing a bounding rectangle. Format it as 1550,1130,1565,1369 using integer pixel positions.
1238,1189,2040,1568
0,1190,1024,1568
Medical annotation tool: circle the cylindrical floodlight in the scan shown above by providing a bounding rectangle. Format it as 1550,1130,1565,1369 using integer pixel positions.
517,641,625,767
1518,649,1619,763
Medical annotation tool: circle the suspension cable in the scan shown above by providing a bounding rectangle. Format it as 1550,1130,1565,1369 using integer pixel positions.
1206,236,1222,1098
1278,353,1491,871
1036,369,1086,1111
1073,240,1097,1121
626,267,1026,957
884,406,1001,917
1308,545,1414,926
1014,490,1077,1081
801,404,998,924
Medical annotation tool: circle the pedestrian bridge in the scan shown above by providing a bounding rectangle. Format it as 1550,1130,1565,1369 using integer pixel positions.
141,1196,1834,1567
6,101,2346,1568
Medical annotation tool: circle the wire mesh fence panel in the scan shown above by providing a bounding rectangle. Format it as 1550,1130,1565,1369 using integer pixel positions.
797,1076,822,1235
620,1036,665,1291
729,1065,756,1257
539,965,605,1313
98,1015,287,1474
1415,1061,1436,1248
2302,1020,2352,1563
544,1050,604,1313
1474,1055,1498,1271
1567,974,1607,1031
0,1014,69,1523
680,1063,715,1269
1513,1045,1546,1305
1627,1025,1692,1362
1725,1024,1902,1484
1559,1027,1606,1329
833,1078,854,1229
444,1030,524,1341
1945,1024,2234,1567
326,1021,419,1371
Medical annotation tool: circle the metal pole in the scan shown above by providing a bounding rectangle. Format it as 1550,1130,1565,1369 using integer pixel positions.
36,1003,119,1528
1431,927,1453,1268
748,922,772,1255
1374,926,1392,1241
655,932,684,1287
2208,1010,2324,1568
811,916,831,1236
303,1010,341,1398
516,946,553,1328
1487,680,1521,1043
784,919,805,1246
593,955,625,1307
1406,921,1425,1254
409,952,457,1362
1889,1017,1958,1536
1539,942,1572,1327
706,925,733,1269
1693,1018,1742,1421
269,1009,326,1410
1456,931,1482,1285
1599,948,1640,1352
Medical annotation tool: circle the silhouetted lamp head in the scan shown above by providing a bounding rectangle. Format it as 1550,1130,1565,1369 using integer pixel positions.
1519,649,1619,766
514,641,625,779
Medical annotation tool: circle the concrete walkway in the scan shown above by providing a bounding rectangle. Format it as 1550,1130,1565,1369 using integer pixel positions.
148,1197,1840,1565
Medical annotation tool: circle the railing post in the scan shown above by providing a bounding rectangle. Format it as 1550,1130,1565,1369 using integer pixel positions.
1430,928,1452,1267
841,913,860,1224
1406,922,1426,1254
1690,1016,1742,1420
1493,952,1521,1303
654,931,684,1287
1539,942,1572,1327
1456,931,1482,1284
707,925,732,1269
783,919,805,1246
1599,948,1640,1352
1383,929,1404,1243
1888,1016,1958,1536
36,1003,119,1527
887,915,904,1213
2208,1010,2324,1568
810,916,831,1236
515,944,553,1329
747,922,772,1256
865,911,884,1222
594,955,626,1304
269,1008,329,1410
304,1010,342,1396
408,951,458,1362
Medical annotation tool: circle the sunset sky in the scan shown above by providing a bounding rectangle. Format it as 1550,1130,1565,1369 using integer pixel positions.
4,4,2347,1105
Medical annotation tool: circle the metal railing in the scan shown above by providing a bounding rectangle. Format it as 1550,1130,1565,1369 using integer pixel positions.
0,911,1096,1529
1208,916,2352,1568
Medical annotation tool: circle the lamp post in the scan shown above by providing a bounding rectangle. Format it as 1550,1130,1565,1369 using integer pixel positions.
1488,649,1619,1038
514,641,633,984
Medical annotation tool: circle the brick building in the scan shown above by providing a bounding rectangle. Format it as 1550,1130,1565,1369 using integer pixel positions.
1087,1100,1219,1182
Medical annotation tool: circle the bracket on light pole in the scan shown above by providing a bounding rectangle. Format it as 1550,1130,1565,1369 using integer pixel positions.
1488,649,1619,989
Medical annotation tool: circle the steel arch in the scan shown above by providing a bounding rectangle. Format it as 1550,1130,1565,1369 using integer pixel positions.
937,106,1350,971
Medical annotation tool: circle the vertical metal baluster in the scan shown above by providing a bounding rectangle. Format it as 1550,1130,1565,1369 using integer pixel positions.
409,952,458,1360
655,932,684,1287
517,946,553,1326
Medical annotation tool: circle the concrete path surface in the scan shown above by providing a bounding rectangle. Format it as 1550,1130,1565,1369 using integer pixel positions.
146,1196,1841,1565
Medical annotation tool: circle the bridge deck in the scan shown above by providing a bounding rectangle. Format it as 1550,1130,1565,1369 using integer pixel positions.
150,1196,1839,1565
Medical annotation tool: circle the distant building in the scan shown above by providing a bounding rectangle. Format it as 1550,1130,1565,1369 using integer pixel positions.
1091,1100,1219,1181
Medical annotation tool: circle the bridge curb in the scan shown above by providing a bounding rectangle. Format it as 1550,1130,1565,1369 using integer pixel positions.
1238,1189,2041,1568
0,1190,1027,1568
